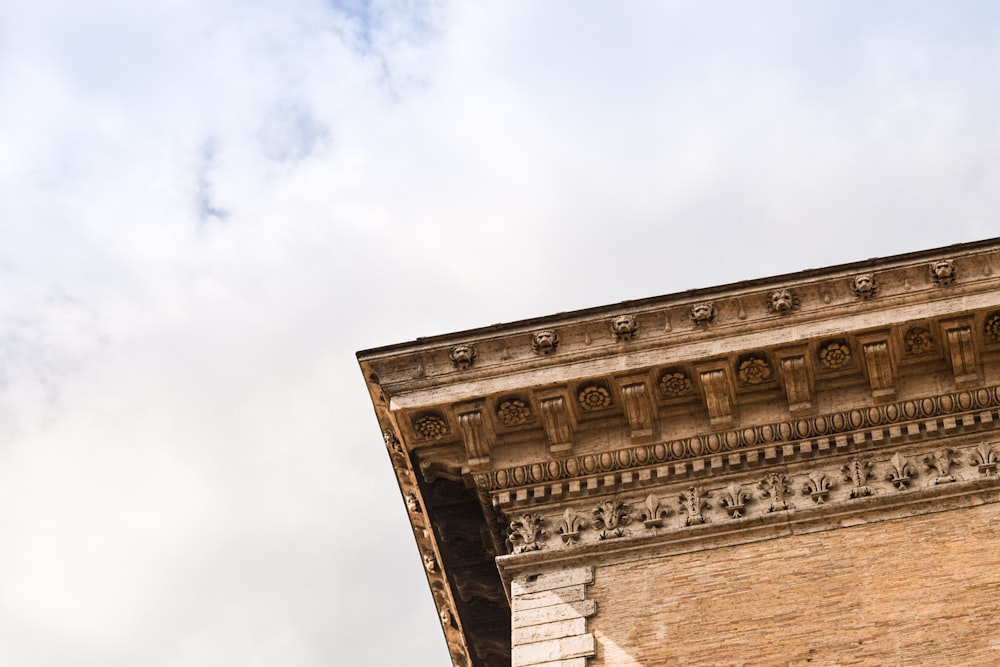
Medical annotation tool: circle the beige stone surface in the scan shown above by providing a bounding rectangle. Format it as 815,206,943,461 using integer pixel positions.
588,502,1000,667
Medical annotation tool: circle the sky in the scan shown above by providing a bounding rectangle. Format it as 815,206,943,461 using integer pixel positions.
1,1,1000,665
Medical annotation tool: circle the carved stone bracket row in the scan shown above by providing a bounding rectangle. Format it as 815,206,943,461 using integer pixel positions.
502,440,1000,554
482,384,1000,494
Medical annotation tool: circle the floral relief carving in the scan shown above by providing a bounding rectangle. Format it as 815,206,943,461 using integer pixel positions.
759,473,792,512
930,259,956,286
531,329,559,355
850,273,879,299
405,493,421,514
423,552,438,573
767,287,800,314
690,302,716,325
659,371,694,398
802,473,834,504
925,448,959,484
904,327,934,355
578,385,612,411
985,313,1000,343
449,344,477,370
842,458,875,498
737,355,772,385
679,486,710,526
496,399,531,426
639,494,671,530
818,341,852,370
592,499,631,539
972,442,999,476
611,314,638,342
719,483,751,519
887,452,914,490
383,428,405,464
414,414,449,440
558,508,587,544
508,513,546,554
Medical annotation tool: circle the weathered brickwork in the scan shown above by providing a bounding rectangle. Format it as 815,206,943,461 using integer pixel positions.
589,502,1000,667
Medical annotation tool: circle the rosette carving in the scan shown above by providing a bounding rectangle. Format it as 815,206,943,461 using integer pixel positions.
985,313,1000,343
414,414,448,440
659,371,693,398
818,341,852,369
578,385,612,411
737,355,772,385
496,398,531,426
904,327,934,355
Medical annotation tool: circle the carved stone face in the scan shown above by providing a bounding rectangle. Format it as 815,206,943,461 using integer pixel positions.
532,330,558,354
690,302,715,324
611,314,636,341
932,260,955,284
769,288,795,313
449,344,476,370
851,273,876,298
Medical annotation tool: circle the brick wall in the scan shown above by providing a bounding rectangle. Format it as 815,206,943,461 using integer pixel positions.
588,502,1000,666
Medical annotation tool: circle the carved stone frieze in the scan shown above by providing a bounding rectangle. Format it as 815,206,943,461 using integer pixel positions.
930,259,956,286
850,273,878,299
611,314,638,342
449,344,477,370
690,302,716,325
767,288,800,314
486,384,1000,491
531,329,559,355
719,483,752,518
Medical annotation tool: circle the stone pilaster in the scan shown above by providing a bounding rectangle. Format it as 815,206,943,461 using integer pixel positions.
511,567,597,667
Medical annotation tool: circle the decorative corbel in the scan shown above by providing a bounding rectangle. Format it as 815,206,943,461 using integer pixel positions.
943,321,979,385
535,389,576,454
615,374,657,440
696,363,735,428
455,402,494,470
858,333,895,399
776,351,812,413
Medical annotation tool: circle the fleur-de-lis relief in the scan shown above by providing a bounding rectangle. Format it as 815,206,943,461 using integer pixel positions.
558,507,587,544
679,486,710,526
719,483,751,519
842,458,875,498
593,499,632,540
639,494,671,530
886,452,914,490
972,442,999,476
924,448,958,484
759,473,791,512
508,513,546,554
802,473,834,504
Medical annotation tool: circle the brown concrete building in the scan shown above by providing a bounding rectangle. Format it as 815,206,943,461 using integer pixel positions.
358,239,1000,667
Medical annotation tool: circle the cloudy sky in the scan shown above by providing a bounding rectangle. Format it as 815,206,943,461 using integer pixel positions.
1,1,999,665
